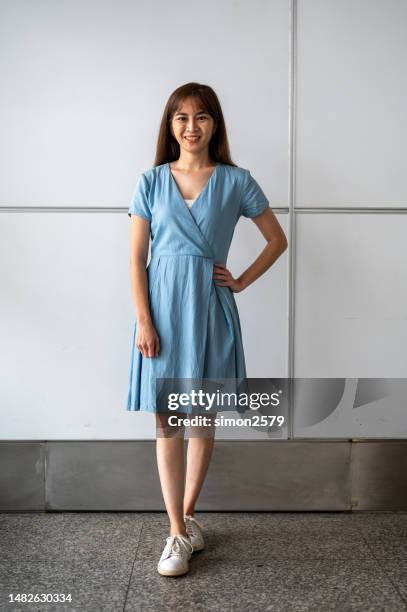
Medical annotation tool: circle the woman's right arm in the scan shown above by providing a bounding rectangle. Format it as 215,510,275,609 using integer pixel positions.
129,216,160,358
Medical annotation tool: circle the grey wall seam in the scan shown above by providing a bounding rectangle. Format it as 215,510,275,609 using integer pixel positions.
287,0,297,439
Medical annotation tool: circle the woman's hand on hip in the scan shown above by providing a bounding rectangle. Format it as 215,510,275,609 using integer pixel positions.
136,320,160,357
213,262,244,293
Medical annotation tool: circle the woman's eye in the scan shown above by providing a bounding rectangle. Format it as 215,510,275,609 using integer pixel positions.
176,116,207,121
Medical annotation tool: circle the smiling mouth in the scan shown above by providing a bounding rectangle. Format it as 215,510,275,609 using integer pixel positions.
184,136,200,142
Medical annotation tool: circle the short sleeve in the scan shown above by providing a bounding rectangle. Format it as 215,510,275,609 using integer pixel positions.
240,169,269,218
127,173,152,221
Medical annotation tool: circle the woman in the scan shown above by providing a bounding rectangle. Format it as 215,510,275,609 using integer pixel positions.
127,82,287,577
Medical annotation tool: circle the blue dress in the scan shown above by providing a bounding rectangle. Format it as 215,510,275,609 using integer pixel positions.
126,162,269,413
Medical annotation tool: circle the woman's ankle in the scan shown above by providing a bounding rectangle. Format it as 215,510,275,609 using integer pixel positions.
170,527,188,537
170,520,188,537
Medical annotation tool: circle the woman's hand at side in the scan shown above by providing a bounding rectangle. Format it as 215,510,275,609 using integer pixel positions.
136,319,160,358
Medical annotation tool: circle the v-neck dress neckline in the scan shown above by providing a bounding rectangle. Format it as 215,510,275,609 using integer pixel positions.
167,162,219,211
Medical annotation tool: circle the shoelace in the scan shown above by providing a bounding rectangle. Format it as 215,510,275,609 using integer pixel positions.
184,515,203,538
163,535,193,560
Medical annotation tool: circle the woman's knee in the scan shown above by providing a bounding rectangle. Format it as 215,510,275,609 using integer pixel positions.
155,412,187,438
188,412,217,438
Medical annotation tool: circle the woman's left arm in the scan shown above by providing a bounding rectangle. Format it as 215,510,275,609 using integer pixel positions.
213,208,288,293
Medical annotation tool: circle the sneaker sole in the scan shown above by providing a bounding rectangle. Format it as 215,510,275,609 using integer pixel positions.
157,564,189,577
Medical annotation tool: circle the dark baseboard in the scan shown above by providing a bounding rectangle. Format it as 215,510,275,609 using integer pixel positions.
0,440,406,511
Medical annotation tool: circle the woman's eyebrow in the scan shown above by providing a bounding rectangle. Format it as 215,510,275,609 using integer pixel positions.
174,111,207,117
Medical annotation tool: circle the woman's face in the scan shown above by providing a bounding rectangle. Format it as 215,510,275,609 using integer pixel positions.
170,97,216,157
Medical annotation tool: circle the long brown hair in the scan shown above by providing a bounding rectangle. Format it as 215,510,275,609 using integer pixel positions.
153,82,237,167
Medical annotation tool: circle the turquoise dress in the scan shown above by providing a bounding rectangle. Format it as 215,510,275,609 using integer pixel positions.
126,162,269,413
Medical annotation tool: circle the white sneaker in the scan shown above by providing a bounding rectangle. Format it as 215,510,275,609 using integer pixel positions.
184,514,205,552
157,534,194,576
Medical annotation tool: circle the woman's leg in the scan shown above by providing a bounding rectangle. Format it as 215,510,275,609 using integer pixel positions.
155,412,188,537
183,412,217,517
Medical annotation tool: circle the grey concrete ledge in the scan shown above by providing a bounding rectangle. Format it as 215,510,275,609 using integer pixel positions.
0,440,406,512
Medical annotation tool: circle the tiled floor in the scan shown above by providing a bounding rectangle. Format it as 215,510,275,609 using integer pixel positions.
0,512,406,611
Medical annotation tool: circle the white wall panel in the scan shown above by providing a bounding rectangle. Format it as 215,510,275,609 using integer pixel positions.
292,378,407,439
0,0,289,209
295,0,407,207
294,213,407,378
0,212,155,439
